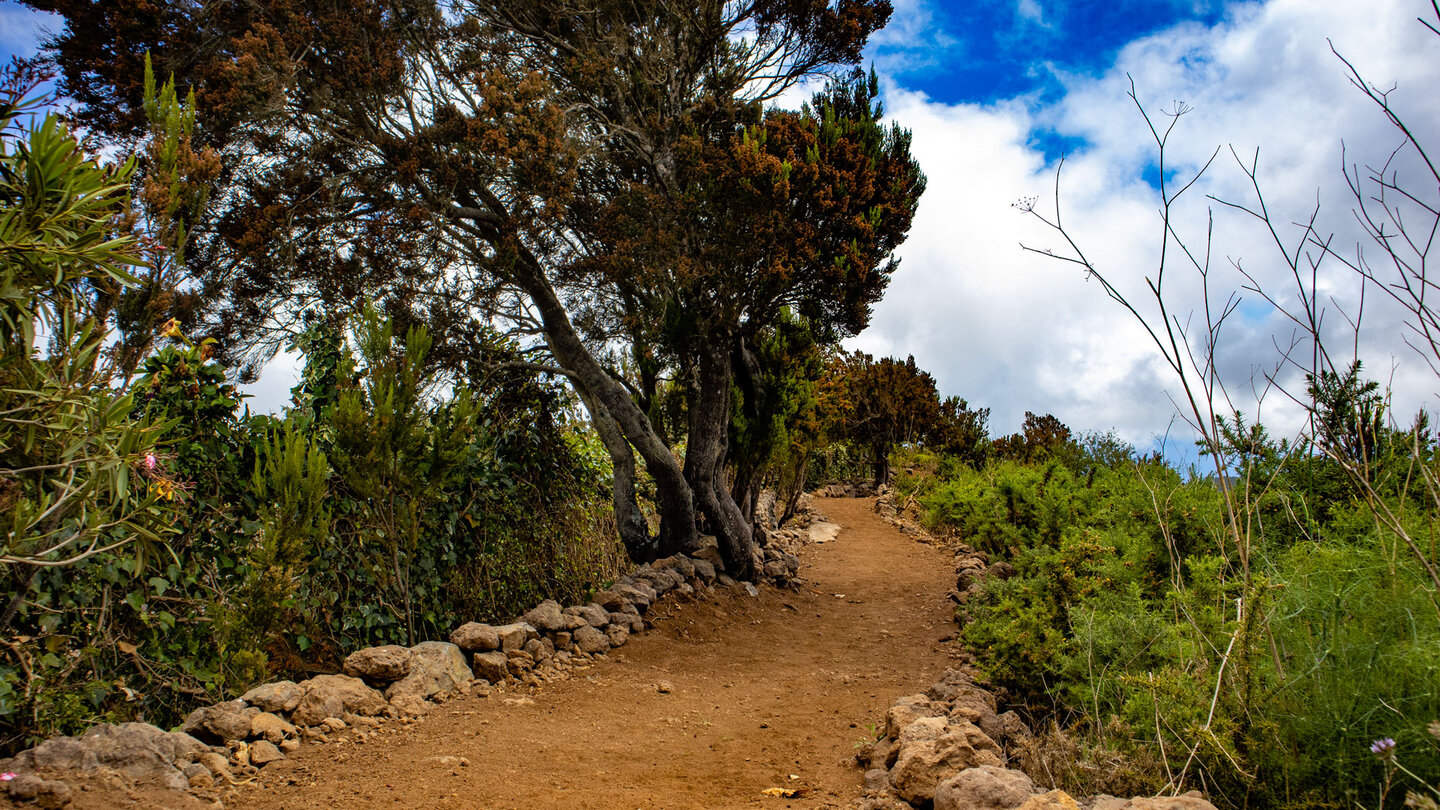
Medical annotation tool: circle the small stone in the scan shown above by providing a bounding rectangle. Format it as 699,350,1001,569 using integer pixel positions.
606,623,630,647
572,625,610,654
249,712,296,745
471,651,509,683
656,680,674,694
279,738,301,754
494,623,532,652
248,740,285,767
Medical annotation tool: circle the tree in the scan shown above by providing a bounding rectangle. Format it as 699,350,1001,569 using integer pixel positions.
27,0,925,578
843,353,942,484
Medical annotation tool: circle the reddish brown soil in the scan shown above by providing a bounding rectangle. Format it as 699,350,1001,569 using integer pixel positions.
55,497,961,810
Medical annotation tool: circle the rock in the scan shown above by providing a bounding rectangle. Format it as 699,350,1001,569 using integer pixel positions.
572,625,610,654
951,694,1005,744
741,582,760,597
523,637,553,663
690,537,725,571
6,773,72,809
762,559,790,581
618,582,656,608
181,701,252,743
606,623,630,647
248,740,285,767
886,694,944,739
342,645,413,683
933,766,1036,810
999,711,1032,744
450,622,501,651
564,604,610,628
590,590,629,613
386,641,473,706
279,738,301,754
864,767,891,791
241,681,304,714
197,752,232,779
889,718,1005,804
471,651,510,683
689,557,716,582
654,555,696,579
187,770,215,789
494,623,532,652
291,674,387,726
550,631,573,652
616,612,645,633
248,712,296,745
522,599,566,633
506,651,535,676
1124,793,1220,810
1015,790,1082,810
61,723,206,791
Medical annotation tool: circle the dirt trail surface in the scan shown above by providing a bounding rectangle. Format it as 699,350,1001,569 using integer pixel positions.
80,497,960,810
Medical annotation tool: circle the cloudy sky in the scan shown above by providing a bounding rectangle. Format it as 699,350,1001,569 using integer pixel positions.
850,0,1440,457
4,0,1438,458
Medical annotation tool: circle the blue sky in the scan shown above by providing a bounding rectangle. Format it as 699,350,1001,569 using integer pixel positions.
874,0,1229,106
5,0,1439,459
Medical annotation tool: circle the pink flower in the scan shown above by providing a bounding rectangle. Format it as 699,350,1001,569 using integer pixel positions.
144,452,158,471
1,773,15,781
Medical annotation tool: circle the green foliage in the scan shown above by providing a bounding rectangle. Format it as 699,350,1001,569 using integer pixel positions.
907,430,1440,808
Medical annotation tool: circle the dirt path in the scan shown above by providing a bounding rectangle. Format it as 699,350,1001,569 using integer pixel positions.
215,497,960,810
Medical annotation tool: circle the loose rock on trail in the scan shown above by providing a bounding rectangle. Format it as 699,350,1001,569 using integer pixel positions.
27,497,964,809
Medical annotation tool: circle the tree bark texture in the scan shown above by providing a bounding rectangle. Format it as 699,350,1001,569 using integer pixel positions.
684,340,757,579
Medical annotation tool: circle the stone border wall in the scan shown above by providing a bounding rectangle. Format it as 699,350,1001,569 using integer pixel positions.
858,494,1221,810
0,502,819,809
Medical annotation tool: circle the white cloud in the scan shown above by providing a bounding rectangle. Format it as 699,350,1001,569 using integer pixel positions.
857,0,1440,453
867,0,962,76
1017,0,1049,28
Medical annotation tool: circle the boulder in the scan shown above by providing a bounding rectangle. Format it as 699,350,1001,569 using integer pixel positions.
889,718,1005,804
55,723,207,791
241,680,304,714
385,641,473,705
550,631,573,652
180,700,252,743
450,622,500,651
933,766,1036,810
1016,790,1083,810
471,651,510,684
291,674,387,726
342,645,413,684
522,599,566,633
763,559,790,581
249,712,296,745
606,623,630,647
572,625,611,654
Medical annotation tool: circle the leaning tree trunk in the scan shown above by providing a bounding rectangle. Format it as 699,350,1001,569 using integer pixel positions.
575,390,657,562
513,254,698,555
684,341,757,580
